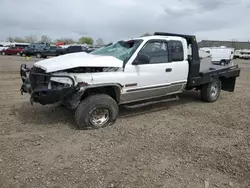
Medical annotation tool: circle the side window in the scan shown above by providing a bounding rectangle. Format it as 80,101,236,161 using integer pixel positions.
76,46,82,51
139,40,169,64
67,46,73,51
168,40,184,61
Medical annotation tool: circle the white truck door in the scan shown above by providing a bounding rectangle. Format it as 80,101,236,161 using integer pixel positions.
166,39,189,89
120,39,186,104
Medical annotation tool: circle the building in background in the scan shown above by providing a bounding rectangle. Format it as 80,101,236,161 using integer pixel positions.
198,40,250,50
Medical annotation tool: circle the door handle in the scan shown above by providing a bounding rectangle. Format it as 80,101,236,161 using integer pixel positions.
165,68,172,72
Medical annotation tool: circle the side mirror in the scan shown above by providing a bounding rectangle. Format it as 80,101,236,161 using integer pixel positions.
132,53,150,65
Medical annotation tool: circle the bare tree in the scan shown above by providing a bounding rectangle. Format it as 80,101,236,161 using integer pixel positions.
41,35,52,43
13,37,26,43
96,37,105,46
24,35,38,43
6,37,14,42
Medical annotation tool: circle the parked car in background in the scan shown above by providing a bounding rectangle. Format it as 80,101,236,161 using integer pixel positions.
21,42,50,57
0,44,4,52
239,49,250,60
56,45,87,55
39,46,62,58
0,44,10,52
1,46,24,56
85,46,100,53
234,50,241,59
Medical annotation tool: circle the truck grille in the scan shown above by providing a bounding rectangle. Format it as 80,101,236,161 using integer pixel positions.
29,67,50,89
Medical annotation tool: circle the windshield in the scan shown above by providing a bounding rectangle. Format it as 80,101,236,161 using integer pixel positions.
90,39,143,61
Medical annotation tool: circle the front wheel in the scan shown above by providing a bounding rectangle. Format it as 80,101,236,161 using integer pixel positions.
201,79,221,102
2,52,5,55
74,94,119,129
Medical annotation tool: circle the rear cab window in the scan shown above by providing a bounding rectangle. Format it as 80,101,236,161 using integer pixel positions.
168,40,184,61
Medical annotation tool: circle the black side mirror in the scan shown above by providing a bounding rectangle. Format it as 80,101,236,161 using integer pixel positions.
132,53,150,65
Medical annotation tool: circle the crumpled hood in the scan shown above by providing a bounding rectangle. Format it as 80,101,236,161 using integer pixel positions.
34,52,123,73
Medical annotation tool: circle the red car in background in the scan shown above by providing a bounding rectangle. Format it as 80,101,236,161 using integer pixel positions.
1,46,24,56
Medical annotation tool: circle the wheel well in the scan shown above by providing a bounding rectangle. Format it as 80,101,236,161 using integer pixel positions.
81,86,121,103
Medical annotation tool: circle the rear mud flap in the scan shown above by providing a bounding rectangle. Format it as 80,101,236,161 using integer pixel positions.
220,76,236,92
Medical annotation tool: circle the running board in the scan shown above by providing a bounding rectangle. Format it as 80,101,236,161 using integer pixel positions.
122,95,179,109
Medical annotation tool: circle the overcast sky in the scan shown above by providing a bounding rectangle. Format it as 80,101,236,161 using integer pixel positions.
0,0,249,43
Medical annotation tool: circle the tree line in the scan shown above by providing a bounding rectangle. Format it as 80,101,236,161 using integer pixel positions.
6,35,105,46
6,33,153,45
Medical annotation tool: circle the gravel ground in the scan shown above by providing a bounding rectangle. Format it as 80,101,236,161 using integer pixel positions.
0,55,249,188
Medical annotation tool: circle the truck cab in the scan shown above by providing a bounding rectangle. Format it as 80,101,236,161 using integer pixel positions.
20,32,241,129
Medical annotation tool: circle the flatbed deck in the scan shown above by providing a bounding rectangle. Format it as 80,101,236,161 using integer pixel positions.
199,58,235,73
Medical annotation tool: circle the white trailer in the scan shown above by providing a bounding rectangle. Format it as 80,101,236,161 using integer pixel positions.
200,46,234,65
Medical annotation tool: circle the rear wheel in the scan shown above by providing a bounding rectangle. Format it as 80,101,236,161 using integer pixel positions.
201,79,221,102
17,52,20,56
2,52,5,55
74,94,119,129
220,60,226,66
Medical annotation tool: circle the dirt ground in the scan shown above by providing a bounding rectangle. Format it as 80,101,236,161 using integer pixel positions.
0,55,249,188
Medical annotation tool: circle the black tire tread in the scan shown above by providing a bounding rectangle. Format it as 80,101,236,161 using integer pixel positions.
74,94,118,129
201,79,221,102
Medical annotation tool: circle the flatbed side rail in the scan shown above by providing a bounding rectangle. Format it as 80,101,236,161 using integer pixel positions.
186,65,241,89
199,64,240,78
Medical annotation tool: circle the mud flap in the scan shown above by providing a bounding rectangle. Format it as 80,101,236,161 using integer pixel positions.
220,76,236,92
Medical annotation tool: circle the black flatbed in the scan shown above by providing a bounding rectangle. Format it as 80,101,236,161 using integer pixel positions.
188,59,241,92
199,59,236,73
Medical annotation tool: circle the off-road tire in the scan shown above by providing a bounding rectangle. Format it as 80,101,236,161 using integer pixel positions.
74,94,119,129
201,79,221,102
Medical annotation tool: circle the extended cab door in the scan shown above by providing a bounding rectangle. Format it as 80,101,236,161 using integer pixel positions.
166,39,189,88
121,38,188,104
121,39,172,103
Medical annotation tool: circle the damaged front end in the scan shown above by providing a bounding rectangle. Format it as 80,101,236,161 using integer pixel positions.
20,64,76,106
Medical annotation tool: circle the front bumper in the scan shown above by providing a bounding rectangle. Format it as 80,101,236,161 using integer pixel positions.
20,64,76,105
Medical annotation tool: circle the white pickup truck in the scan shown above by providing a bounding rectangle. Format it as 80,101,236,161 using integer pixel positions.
20,32,241,129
